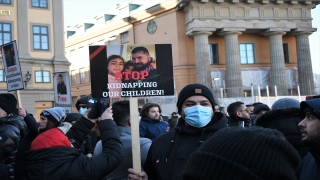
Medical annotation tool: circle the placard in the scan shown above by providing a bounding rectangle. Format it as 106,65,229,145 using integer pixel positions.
89,44,174,98
53,72,72,113
1,41,24,91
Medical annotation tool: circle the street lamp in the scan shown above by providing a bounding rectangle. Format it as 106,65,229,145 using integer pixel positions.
24,71,31,88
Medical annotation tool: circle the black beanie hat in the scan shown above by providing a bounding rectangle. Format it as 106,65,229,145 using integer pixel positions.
176,84,215,114
75,96,87,111
0,93,17,115
253,103,270,114
183,127,300,180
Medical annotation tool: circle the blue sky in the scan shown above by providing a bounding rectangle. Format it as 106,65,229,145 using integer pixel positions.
64,0,320,74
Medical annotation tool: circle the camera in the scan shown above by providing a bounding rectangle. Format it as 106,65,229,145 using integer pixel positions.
86,95,110,119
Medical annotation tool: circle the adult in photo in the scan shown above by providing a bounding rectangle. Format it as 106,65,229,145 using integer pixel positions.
4,46,16,67
57,74,67,95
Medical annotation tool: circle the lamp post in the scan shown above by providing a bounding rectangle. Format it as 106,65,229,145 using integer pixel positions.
24,71,31,88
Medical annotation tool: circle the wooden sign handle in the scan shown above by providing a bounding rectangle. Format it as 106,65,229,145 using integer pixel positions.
16,90,22,108
130,97,141,173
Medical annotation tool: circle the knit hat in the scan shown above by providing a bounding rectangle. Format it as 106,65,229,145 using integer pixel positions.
75,96,87,111
30,128,71,150
176,84,215,114
253,104,270,114
64,113,82,123
0,93,17,115
272,98,300,110
183,127,300,180
300,98,320,120
40,107,66,126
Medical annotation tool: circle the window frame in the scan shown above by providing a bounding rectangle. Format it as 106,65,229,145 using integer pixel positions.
239,43,255,64
34,70,51,83
79,68,85,84
0,69,6,82
283,43,290,64
71,70,77,85
0,0,11,5
120,31,129,44
32,25,49,50
0,22,12,45
31,0,48,8
208,44,219,64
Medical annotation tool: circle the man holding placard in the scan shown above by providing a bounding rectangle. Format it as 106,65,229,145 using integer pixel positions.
128,84,228,180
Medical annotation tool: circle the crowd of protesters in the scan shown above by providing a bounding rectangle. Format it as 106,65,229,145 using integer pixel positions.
0,83,319,180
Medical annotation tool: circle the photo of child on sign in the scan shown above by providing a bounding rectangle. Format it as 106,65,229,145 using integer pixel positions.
89,44,174,98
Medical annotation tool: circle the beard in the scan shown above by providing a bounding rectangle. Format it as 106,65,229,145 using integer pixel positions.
302,130,320,147
133,61,151,71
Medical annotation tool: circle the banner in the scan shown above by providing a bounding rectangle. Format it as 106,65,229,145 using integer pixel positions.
89,44,174,98
53,72,72,113
1,41,24,91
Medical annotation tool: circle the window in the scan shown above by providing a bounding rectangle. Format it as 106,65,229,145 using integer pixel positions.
283,43,289,63
0,70,6,82
0,0,10,4
80,68,85,84
0,23,11,45
31,0,47,8
72,96,77,107
71,70,76,85
209,44,219,64
33,25,49,50
240,43,255,64
120,32,129,44
35,70,50,83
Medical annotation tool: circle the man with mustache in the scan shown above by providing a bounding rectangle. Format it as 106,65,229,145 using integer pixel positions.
297,98,320,180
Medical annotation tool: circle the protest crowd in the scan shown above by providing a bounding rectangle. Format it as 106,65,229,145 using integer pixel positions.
0,83,319,180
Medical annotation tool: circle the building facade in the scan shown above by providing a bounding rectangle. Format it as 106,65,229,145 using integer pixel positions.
65,0,318,113
0,0,69,120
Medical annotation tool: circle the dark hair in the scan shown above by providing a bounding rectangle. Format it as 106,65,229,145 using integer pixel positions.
131,46,149,55
38,120,57,134
112,100,130,127
107,55,125,65
227,101,244,118
58,74,63,78
123,60,134,70
219,106,226,111
171,112,178,116
140,103,162,117
253,102,263,106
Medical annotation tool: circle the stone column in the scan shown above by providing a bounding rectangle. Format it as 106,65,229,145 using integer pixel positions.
189,32,213,90
293,32,315,95
264,32,288,96
220,31,243,97
17,1,31,59
52,0,67,61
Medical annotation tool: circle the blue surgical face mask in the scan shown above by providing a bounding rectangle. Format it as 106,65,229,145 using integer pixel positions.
79,107,87,115
183,105,213,128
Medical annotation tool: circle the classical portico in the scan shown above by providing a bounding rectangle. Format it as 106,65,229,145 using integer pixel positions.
180,0,318,97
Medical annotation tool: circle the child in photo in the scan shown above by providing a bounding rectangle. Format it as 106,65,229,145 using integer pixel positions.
107,55,124,97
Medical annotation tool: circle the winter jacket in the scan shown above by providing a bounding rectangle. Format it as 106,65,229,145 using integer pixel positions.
144,112,228,180
94,126,152,180
25,119,123,180
228,116,250,127
14,114,39,180
255,108,308,158
298,143,320,180
0,115,26,180
139,116,169,141
15,114,95,180
0,162,9,180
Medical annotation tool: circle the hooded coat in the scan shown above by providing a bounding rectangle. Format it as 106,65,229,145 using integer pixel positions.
143,112,228,180
255,108,308,158
25,120,123,180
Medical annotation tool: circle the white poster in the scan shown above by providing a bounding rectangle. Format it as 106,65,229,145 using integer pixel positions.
53,72,72,113
1,41,24,91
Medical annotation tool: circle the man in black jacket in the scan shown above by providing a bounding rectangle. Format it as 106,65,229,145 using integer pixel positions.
297,98,320,180
128,84,228,180
25,107,123,180
227,101,251,127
